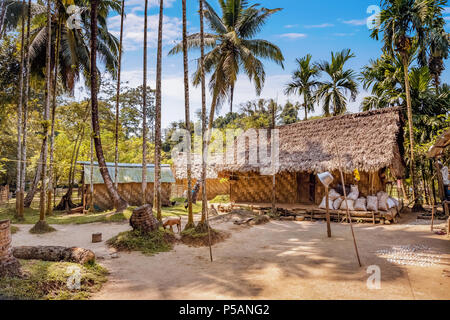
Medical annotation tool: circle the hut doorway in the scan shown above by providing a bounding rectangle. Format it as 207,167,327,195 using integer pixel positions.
296,173,315,204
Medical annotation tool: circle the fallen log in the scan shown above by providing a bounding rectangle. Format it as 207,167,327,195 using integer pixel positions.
12,246,95,264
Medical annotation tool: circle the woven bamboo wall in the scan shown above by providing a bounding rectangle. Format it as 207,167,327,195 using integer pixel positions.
230,170,386,205
230,172,297,204
86,182,172,211
0,186,9,204
174,179,230,200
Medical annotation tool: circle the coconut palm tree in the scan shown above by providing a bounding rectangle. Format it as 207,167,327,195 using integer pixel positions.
199,0,208,229
169,0,284,123
370,0,431,206
14,0,26,220
315,49,358,116
154,0,163,221
114,0,125,191
181,0,194,230
142,0,148,205
284,54,320,120
90,0,127,212
31,0,52,233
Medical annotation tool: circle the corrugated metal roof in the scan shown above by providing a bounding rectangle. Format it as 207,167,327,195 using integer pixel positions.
78,162,175,184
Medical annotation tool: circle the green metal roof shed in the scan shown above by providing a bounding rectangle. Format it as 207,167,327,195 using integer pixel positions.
78,162,175,184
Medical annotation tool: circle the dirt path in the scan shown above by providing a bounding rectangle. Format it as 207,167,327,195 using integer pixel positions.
11,214,450,300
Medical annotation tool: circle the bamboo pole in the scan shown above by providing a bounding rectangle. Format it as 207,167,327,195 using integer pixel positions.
334,142,362,267
325,186,331,237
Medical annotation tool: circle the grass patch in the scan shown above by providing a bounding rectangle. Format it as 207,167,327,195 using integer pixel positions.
180,227,228,247
10,225,19,234
107,228,176,255
209,194,230,204
0,260,108,300
0,201,202,226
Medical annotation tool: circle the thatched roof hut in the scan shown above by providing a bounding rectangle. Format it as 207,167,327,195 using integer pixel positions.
427,128,450,159
217,107,406,205
220,107,405,177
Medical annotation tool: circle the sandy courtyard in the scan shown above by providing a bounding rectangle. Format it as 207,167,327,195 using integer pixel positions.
11,214,450,300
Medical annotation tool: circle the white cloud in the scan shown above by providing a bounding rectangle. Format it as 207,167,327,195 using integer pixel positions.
279,33,307,39
284,24,299,29
444,7,450,14
305,23,334,29
333,33,356,37
108,13,182,51
342,19,367,26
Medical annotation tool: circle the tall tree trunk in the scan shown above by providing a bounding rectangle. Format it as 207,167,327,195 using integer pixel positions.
47,12,62,217
182,0,193,230
141,0,148,206
24,141,45,208
19,0,31,217
304,96,308,121
114,0,125,191
90,0,127,212
36,0,52,229
154,0,163,221
15,0,26,220
229,84,234,114
0,0,8,39
199,0,208,225
402,55,418,209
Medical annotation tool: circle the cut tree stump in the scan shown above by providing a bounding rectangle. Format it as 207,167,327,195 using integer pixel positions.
129,205,159,233
0,220,21,277
92,233,102,243
12,246,95,264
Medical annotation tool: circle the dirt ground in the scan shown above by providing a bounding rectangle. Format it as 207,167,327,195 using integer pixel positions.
11,213,450,300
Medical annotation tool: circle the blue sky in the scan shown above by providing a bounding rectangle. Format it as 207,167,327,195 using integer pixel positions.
96,0,450,127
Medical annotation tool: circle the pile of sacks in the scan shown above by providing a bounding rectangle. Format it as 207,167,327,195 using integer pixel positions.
319,185,400,212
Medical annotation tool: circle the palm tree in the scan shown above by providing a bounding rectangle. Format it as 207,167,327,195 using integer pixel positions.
47,2,63,216
142,0,148,205
182,0,194,230
15,0,26,220
154,0,164,221
284,54,320,120
199,0,208,229
90,0,127,212
31,0,52,233
371,0,437,206
315,49,358,116
423,2,449,89
169,0,284,123
114,0,125,191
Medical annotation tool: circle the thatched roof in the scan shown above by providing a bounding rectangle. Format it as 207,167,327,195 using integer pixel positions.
427,128,450,158
219,107,406,177
78,162,175,184
172,153,223,180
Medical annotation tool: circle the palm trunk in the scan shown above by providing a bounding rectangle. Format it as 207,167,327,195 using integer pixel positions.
200,0,208,226
141,0,148,206
37,0,52,226
20,0,32,214
229,84,234,114
114,0,125,191
15,0,26,220
24,141,45,208
401,55,418,209
182,0,194,230
90,0,127,212
47,12,62,217
154,0,164,221
0,0,8,39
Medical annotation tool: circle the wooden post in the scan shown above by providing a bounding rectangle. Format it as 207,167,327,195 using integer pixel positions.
431,205,435,232
325,186,331,237
334,142,362,267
